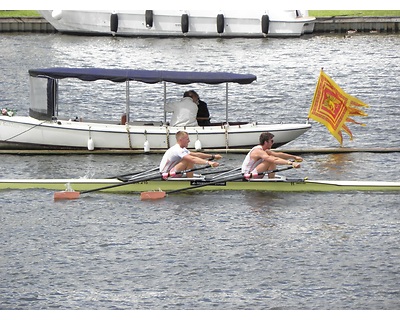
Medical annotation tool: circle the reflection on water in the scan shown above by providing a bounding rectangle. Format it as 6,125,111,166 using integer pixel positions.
315,153,356,175
243,191,285,214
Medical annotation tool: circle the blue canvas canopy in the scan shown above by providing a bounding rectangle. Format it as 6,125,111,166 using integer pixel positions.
28,68,256,122
29,68,257,85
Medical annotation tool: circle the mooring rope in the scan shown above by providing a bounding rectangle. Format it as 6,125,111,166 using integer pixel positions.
2,119,47,142
166,125,170,149
224,123,229,153
125,124,133,149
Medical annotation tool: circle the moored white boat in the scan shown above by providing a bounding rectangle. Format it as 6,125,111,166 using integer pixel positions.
39,10,315,38
0,68,311,151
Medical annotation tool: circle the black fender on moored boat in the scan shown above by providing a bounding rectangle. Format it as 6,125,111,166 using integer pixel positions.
181,13,189,33
217,14,224,34
110,13,118,33
261,15,269,34
145,10,153,28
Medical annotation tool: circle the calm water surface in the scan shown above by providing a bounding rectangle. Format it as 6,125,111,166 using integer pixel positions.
1,33,400,310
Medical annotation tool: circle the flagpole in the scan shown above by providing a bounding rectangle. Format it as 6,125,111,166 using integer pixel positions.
308,68,323,121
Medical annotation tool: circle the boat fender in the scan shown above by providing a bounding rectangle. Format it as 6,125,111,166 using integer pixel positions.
145,10,153,28
261,15,269,34
51,10,63,20
195,139,202,151
181,13,189,33
87,137,95,151
144,140,150,153
143,130,150,153
110,13,118,33
217,14,224,34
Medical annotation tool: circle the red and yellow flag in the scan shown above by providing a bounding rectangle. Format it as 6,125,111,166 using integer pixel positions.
308,69,369,145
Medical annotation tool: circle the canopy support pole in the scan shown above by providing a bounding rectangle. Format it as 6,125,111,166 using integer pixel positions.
225,83,229,124
163,81,167,124
126,81,130,123
54,79,59,117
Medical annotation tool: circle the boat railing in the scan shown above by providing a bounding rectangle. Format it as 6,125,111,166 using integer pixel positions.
209,121,249,126
60,119,250,127
54,117,121,125
56,118,165,127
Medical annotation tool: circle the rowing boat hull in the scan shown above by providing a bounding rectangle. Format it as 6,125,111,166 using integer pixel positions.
1,178,400,193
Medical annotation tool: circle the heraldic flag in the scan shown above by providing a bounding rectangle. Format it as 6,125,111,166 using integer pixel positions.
308,69,369,145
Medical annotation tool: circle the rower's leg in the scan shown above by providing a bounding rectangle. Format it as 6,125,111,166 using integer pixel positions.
256,162,277,178
174,160,195,177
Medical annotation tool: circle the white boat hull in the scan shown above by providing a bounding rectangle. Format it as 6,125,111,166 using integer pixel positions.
39,10,315,38
0,116,311,150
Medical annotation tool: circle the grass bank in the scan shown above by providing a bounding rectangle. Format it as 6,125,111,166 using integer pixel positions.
0,10,40,17
309,10,400,17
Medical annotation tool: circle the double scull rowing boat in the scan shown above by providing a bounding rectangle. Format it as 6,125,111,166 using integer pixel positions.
1,177,400,193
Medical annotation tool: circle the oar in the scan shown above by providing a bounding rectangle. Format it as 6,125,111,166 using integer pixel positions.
54,171,162,200
160,164,212,179
115,167,162,182
140,166,294,200
242,165,295,179
200,167,238,176
208,166,241,180
106,167,159,180
53,165,212,201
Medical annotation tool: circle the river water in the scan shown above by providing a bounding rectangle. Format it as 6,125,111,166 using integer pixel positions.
0,32,400,310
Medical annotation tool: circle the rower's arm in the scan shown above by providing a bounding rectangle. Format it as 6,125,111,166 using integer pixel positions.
269,150,303,162
259,149,301,166
183,154,219,167
191,152,222,160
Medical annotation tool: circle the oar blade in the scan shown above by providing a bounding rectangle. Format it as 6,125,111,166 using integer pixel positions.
140,191,167,201
54,191,81,201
